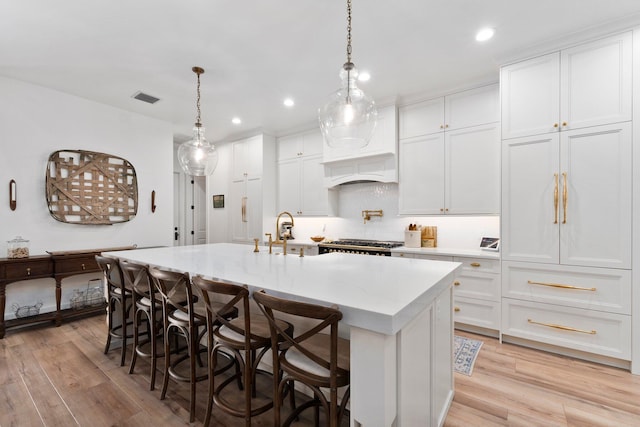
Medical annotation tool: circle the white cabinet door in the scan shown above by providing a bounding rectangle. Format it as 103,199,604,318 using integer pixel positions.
399,97,444,139
445,123,500,214
559,123,631,269
560,31,632,131
300,155,329,215
445,84,499,131
230,179,248,242
501,133,560,263
277,134,301,161
277,158,301,214
233,136,264,180
245,177,263,242
398,134,445,215
501,52,560,140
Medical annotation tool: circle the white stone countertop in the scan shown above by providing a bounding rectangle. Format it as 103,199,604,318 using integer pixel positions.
104,243,460,335
392,246,501,259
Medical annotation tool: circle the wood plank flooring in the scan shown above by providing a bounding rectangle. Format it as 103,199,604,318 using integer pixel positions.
445,330,640,427
2,316,640,426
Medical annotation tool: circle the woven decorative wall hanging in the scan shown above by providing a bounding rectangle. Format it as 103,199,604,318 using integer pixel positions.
45,150,138,224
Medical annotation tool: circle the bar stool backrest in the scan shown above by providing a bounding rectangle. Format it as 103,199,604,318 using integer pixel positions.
148,268,193,322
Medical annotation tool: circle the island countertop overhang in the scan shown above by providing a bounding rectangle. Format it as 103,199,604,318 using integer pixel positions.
104,243,461,335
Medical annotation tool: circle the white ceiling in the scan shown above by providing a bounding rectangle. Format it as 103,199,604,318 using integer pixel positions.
3,0,640,144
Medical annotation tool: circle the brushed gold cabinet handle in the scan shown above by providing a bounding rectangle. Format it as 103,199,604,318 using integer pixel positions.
553,173,559,224
528,318,596,335
454,307,460,312
26,267,31,276
527,280,596,291
553,123,559,128
440,208,444,212
470,262,481,267
562,172,568,224
445,124,449,128
440,125,444,129
453,281,460,286
241,197,247,223
562,122,568,127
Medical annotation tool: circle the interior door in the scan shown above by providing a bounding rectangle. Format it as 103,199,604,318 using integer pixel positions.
173,171,184,246
193,176,207,245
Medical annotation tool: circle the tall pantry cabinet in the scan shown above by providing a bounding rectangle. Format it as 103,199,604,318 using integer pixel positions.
230,134,276,243
500,31,634,366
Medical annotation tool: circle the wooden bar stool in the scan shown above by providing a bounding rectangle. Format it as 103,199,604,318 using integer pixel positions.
96,255,133,367
191,276,294,427
253,289,350,427
148,267,237,423
119,260,165,391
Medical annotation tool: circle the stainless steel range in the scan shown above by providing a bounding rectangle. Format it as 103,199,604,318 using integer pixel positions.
318,239,404,256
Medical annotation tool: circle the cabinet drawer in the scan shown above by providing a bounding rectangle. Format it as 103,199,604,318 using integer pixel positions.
454,297,500,330
502,298,631,360
502,261,631,315
3,259,53,280
454,271,500,301
54,256,99,275
454,257,500,274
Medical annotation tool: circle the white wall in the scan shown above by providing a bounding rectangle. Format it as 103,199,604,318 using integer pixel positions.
0,76,174,320
0,76,174,255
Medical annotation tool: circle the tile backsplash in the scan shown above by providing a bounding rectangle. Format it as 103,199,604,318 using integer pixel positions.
291,182,500,249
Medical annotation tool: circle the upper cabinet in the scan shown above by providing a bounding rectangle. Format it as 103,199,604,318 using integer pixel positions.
277,129,337,216
501,31,632,140
399,84,499,139
398,84,500,215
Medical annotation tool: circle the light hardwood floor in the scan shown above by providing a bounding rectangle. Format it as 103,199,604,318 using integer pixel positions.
2,315,640,426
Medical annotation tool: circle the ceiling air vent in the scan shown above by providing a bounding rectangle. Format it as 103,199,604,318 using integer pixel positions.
132,91,160,104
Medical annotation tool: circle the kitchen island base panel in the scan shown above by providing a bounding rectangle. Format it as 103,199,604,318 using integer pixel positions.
350,285,454,427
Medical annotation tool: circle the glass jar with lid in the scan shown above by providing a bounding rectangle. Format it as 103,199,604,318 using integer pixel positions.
7,236,29,259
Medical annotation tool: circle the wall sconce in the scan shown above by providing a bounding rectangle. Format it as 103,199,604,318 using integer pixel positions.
9,179,16,211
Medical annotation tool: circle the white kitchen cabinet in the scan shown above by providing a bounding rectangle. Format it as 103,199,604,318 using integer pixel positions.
230,134,276,243
398,133,445,215
392,251,500,335
277,130,337,216
502,122,631,269
399,122,500,215
399,83,499,139
501,31,631,140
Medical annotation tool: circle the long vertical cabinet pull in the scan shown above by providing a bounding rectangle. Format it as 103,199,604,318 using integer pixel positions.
553,173,559,224
562,172,568,224
241,197,247,222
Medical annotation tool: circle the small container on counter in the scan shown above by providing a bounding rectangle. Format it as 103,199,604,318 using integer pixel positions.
7,236,30,258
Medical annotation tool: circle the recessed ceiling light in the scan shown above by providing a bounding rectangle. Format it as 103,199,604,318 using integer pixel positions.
283,98,295,107
476,27,495,42
231,117,242,125
358,71,371,82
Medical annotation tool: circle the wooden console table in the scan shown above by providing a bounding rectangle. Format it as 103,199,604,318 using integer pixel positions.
0,246,135,339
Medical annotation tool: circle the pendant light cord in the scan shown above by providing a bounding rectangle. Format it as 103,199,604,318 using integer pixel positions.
192,66,204,127
345,0,353,104
346,0,352,64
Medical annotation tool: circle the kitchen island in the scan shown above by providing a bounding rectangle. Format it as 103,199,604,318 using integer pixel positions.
104,243,461,427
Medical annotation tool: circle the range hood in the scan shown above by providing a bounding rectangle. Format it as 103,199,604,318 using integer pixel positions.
322,105,398,188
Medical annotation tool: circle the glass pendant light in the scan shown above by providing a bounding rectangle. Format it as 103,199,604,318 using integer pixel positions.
318,0,377,149
178,66,218,176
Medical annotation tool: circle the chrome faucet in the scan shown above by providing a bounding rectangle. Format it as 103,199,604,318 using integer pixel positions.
275,211,295,243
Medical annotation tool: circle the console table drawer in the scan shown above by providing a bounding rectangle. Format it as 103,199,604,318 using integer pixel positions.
53,256,99,275
2,258,53,281
502,298,631,360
